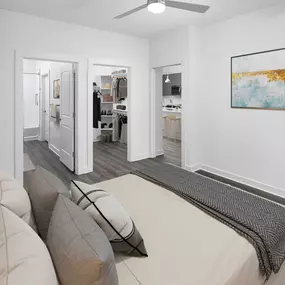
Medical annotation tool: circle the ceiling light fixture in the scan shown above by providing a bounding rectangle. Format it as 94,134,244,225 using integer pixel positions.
147,0,166,14
165,75,171,83
114,0,210,20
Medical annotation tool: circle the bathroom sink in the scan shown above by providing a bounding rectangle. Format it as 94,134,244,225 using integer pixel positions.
164,105,181,111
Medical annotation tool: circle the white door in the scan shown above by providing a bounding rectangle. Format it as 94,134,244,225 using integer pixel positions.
42,74,50,141
23,74,40,130
60,63,75,171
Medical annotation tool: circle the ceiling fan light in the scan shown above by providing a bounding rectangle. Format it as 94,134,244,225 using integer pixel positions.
147,2,166,14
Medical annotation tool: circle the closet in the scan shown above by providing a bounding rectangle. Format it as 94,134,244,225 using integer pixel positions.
93,66,128,145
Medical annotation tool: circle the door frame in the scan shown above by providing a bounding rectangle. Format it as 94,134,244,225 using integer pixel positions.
87,58,133,166
14,51,85,184
150,61,187,169
40,72,50,142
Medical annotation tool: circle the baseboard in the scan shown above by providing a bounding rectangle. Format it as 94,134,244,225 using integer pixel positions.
185,164,203,172
24,135,39,142
76,165,93,175
156,149,164,156
49,144,60,156
24,127,39,139
131,152,149,162
186,163,285,198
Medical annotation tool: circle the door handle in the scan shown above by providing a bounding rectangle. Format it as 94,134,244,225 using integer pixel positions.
43,110,47,113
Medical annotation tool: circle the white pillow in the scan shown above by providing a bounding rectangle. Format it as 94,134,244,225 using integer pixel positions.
70,180,148,257
71,181,132,240
0,171,36,230
0,206,58,285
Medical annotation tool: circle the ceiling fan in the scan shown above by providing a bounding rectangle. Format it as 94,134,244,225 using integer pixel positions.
114,0,210,19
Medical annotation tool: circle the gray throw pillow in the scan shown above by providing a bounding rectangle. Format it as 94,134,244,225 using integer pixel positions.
47,195,118,285
26,166,70,240
70,180,148,257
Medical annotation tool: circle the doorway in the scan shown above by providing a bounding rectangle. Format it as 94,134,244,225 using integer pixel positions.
151,64,184,167
91,64,130,168
23,59,76,174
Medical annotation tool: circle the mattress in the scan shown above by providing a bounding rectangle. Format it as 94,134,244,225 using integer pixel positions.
94,174,285,285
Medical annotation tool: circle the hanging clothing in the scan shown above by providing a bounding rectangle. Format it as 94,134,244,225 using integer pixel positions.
116,77,128,100
93,92,101,128
113,113,127,143
113,116,120,141
118,115,127,143
120,122,127,144
111,76,128,103
111,79,117,103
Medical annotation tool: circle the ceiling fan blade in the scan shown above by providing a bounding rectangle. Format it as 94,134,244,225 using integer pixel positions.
165,1,210,13
114,4,148,19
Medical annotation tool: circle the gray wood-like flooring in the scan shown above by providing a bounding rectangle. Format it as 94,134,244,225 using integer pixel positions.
25,139,275,205
163,137,181,167
24,138,181,187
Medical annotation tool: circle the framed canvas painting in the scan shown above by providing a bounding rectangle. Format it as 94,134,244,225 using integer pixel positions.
231,48,285,110
53,79,60,99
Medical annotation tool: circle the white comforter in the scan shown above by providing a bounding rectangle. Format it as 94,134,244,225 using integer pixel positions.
94,174,285,285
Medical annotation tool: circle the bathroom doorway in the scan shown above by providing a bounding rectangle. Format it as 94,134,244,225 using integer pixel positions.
151,64,183,167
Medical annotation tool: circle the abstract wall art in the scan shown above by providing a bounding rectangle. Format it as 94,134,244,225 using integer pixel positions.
231,48,285,110
53,79,60,99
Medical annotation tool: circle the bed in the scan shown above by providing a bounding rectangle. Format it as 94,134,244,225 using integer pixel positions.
93,171,285,285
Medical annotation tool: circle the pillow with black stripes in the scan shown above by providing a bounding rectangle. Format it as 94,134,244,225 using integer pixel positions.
70,180,148,257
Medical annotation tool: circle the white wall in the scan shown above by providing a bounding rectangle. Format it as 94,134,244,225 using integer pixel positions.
24,59,51,74
23,59,40,131
36,60,51,74
150,27,189,68
163,65,182,75
0,9,149,178
23,59,37,73
195,7,285,191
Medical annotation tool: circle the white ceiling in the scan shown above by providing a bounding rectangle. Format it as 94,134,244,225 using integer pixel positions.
0,0,283,38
